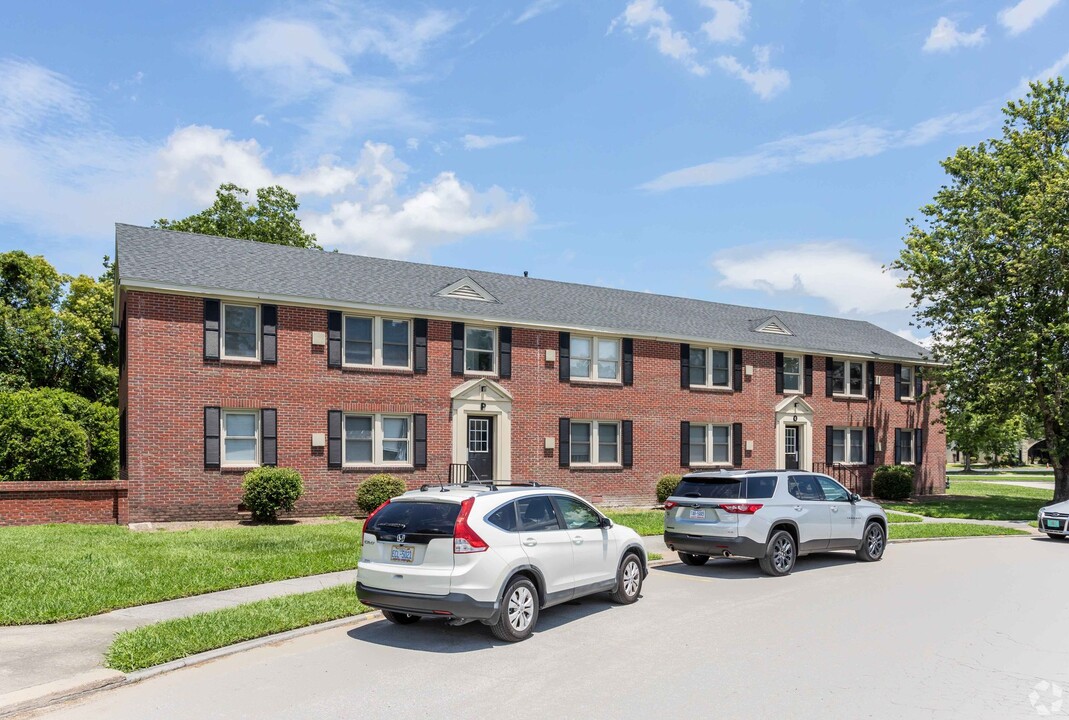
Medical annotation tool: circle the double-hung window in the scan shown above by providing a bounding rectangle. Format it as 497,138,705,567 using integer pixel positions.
570,336,621,381
343,414,412,466
464,326,496,373
222,303,259,360
783,355,802,393
689,347,731,389
222,410,259,466
897,365,914,399
570,421,619,465
831,360,865,397
898,430,915,465
343,315,411,368
689,423,731,465
831,427,865,464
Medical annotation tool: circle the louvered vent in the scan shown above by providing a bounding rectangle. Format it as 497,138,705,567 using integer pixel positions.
755,316,793,336
447,284,486,300
435,276,498,303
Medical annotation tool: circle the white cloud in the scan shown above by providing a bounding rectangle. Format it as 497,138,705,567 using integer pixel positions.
252,114,269,126
923,17,986,52
346,9,459,68
1015,49,1069,94
997,0,1062,34
515,0,564,24
226,19,349,96
895,329,933,348
901,107,992,146
715,45,789,99
462,134,524,150
712,242,911,315
609,0,708,76
700,0,750,43
0,58,89,128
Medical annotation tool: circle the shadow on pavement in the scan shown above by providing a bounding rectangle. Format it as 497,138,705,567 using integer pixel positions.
654,551,858,580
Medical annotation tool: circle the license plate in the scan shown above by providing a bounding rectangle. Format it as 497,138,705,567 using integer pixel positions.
390,545,415,563
1047,519,1061,529
689,508,706,520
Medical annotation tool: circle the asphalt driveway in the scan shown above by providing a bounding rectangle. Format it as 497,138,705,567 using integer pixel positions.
31,536,1069,720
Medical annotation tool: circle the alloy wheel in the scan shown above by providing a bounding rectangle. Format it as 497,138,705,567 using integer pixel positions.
622,559,641,597
867,525,884,557
507,585,535,632
773,536,794,572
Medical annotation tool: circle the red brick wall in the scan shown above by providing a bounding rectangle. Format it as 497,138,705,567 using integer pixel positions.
122,290,946,521
0,481,129,526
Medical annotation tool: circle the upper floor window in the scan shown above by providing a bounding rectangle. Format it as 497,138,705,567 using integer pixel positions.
222,410,259,466
570,336,620,381
570,420,619,465
897,365,914,399
689,423,732,465
344,413,412,466
222,303,259,360
343,315,411,368
831,427,865,464
783,355,802,392
464,326,496,373
831,360,865,397
689,347,731,388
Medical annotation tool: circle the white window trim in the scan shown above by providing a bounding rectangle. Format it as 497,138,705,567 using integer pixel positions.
899,430,916,466
569,335,622,383
898,365,915,400
569,420,621,466
690,346,733,390
689,423,733,467
832,427,866,466
782,354,804,394
341,315,413,370
342,413,414,468
220,302,260,362
221,409,259,468
832,359,867,398
464,325,497,376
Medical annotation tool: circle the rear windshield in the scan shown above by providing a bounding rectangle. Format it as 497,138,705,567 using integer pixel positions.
367,501,460,537
674,476,777,500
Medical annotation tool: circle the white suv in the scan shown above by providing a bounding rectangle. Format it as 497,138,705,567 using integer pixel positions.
356,484,647,641
663,470,888,576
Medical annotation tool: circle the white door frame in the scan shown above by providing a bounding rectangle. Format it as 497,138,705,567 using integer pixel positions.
774,396,813,471
450,378,513,481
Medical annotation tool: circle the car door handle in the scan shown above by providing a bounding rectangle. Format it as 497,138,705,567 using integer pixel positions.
794,505,802,512
831,507,839,513
572,536,584,545
523,538,538,547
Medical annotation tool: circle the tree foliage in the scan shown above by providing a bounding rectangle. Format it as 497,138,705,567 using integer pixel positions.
892,78,1069,501
154,183,320,249
944,396,1027,469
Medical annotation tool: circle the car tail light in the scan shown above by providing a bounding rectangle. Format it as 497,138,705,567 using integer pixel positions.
663,500,678,510
361,500,390,536
453,497,488,553
719,503,763,514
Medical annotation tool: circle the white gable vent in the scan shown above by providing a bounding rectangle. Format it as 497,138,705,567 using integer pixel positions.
436,276,498,303
754,316,793,336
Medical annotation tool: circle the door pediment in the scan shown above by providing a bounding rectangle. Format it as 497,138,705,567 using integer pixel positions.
450,378,514,403
774,395,814,415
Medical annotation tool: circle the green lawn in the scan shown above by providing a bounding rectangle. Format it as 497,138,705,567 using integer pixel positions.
881,481,1053,522
106,584,368,673
604,510,663,536
950,473,1054,482
888,523,1029,540
885,511,923,523
0,522,361,625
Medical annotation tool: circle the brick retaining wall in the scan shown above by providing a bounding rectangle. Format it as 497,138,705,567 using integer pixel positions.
0,481,129,526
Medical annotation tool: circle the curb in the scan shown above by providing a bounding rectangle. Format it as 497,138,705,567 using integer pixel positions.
0,669,125,719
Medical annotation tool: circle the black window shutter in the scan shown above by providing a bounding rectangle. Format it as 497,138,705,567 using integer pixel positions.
680,343,690,389
262,305,278,364
826,425,835,465
621,420,633,467
559,418,570,468
894,363,903,401
204,299,220,360
680,421,690,467
732,423,743,467
867,361,876,400
261,408,277,466
413,319,428,374
558,332,570,382
775,352,785,394
733,349,743,392
622,338,634,386
328,410,342,467
204,406,221,468
327,311,342,367
825,357,835,397
894,428,903,465
499,326,512,379
915,428,925,466
451,322,465,376
914,367,923,399
866,426,876,465
413,413,427,468
804,355,813,395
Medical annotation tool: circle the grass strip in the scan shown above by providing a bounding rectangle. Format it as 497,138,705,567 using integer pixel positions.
105,585,368,673
889,523,1029,540
604,510,664,536
885,511,923,523
882,481,1052,522
648,552,663,561
0,522,361,625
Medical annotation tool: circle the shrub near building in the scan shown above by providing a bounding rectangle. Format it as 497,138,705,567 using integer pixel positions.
873,465,914,501
241,468,304,522
356,474,406,515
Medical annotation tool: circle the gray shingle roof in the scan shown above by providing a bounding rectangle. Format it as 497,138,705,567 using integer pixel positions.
115,224,928,362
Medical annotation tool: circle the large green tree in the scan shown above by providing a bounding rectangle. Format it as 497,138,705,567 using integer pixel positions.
154,183,320,249
894,78,1069,501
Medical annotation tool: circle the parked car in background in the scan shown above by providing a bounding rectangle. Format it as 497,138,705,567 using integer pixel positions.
356,484,647,641
1038,499,1069,540
663,470,888,576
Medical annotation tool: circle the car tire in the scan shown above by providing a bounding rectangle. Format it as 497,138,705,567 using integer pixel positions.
491,577,539,642
758,529,796,577
609,553,643,605
381,610,421,625
1047,533,1067,541
856,521,887,562
678,552,709,566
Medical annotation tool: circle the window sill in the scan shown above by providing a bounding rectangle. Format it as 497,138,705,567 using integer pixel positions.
783,389,805,396
342,465,416,473
832,462,867,467
217,357,261,365
689,462,734,469
898,397,916,404
570,378,623,387
463,371,498,378
832,394,868,401
341,365,414,375
220,464,260,472
568,463,624,472
688,385,733,393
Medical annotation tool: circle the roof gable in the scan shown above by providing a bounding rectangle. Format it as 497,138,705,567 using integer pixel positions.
436,276,498,303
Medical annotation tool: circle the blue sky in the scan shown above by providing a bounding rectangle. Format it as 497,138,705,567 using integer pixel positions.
2,0,1067,342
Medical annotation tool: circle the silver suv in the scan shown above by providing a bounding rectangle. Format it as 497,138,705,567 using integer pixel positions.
663,470,888,576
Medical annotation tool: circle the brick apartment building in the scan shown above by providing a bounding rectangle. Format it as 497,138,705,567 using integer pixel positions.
114,224,944,521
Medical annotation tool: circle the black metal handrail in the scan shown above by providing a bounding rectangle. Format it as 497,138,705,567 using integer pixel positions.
812,462,870,495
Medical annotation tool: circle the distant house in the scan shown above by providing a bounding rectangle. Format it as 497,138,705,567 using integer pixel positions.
113,224,944,521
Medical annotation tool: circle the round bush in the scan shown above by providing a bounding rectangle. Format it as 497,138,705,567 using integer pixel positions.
242,467,304,522
0,392,89,481
656,474,683,503
356,473,406,514
872,465,914,500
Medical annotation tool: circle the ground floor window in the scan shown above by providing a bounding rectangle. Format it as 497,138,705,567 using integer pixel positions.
344,414,412,466
689,423,731,465
832,427,865,464
222,410,259,466
570,420,619,465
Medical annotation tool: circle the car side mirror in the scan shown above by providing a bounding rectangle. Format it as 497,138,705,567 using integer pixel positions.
599,516,614,529
849,493,861,503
